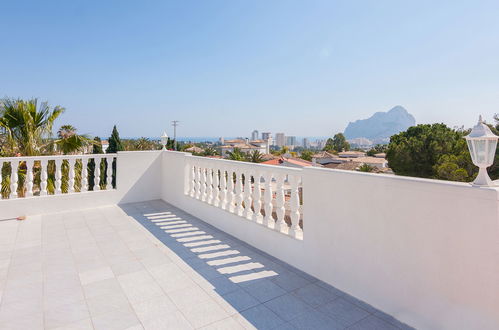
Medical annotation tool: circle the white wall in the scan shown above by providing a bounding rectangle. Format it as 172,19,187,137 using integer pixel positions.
160,152,499,330
0,151,162,219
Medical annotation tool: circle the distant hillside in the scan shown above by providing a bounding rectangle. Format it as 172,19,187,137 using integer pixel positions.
344,106,416,142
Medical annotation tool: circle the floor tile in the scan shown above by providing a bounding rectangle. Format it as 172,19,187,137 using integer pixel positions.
239,305,285,330
318,297,370,327
264,293,313,321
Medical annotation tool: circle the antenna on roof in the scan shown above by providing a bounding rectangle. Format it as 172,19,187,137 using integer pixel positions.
171,120,180,151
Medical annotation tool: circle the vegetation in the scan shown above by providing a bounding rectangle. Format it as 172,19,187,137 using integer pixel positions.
324,133,350,152
300,150,314,161
122,137,161,151
358,164,376,172
226,148,246,161
386,123,479,182
366,144,388,156
248,150,264,163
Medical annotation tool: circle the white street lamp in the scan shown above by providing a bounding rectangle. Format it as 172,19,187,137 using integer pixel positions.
465,116,498,186
161,131,169,151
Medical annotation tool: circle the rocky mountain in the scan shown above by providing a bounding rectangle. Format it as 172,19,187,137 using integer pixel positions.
344,106,416,142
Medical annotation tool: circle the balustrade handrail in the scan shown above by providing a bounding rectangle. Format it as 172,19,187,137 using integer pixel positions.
187,154,304,175
0,153,118,162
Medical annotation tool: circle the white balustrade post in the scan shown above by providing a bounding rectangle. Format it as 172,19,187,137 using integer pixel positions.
68,158,76,193
220,168,228,210
207,167,213,204
106,156,113,190
9,161,18,199
40,159,48,196
213,168,221,207
201,166,207,202
228,170,236,213
188,164,195,197
244,171,253,220
94,157,101,191
289,175,303,239
81,158,88,192
235,170,244,216
195,166,201,199
275,173,287,233
263,172,274,228
55,158,62,194
253,171,263,223
26,160,34,197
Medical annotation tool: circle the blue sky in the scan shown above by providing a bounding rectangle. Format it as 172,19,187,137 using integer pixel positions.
1,0,498,138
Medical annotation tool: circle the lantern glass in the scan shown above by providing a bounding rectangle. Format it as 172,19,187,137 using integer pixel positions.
487,139,498,164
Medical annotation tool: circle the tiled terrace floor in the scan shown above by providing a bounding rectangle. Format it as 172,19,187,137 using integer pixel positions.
0,200,413,330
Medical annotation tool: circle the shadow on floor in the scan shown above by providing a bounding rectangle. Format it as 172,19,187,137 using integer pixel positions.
120,200,414,330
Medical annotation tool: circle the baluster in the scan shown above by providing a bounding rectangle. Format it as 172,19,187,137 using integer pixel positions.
244,171,253,220
253,171,263,223
200,166,207,202
26,159,34,197
289,175,303,239
184,162,192,196
275,173,287,233
68,158,76,193
228,170,236,213
40,159,48,196
94,157,101,191
188,164,196,197
10,161,18,199
195,166,201,199
206,167,213,204
55,158,62,194
213,168,220,207
81,158,88,192
235,170,244,216
263,172,274,228
106,156,113,190
220,168,228,210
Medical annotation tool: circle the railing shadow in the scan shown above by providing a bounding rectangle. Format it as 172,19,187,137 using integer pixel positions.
119,200,413,330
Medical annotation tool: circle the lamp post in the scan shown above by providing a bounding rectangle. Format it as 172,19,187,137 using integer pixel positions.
465,116,498,186
161,131,169,151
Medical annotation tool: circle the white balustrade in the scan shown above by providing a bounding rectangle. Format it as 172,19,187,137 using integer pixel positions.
94,157,101,191
40,159,48,196
10,161,18,199
207,167,214,205
185,156,304,240
68,158,76,193
243,172,253,220
235,170,244,217
106,156,113,190
26,159,34,197
81,158,88,192
252,171,262,223
0,154,117,200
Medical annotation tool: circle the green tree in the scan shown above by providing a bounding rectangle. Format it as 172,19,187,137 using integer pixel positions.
107,125,124,154
386,123,477,181
332,133,350,152
226,148,246,161
248,150,264,163
323,138,334,152
300,150,313,161
55,125,95,155
0,98,64,156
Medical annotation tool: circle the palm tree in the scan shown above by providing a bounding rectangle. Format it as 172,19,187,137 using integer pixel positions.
248,150,264,163
0,98,64,156
55,124,95,155
226,148,246,161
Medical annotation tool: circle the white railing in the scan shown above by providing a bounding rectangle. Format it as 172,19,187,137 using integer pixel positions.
0,154,117,199
185,156,304,240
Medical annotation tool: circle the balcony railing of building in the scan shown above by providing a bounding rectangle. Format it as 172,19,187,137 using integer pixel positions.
0,150,498,330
